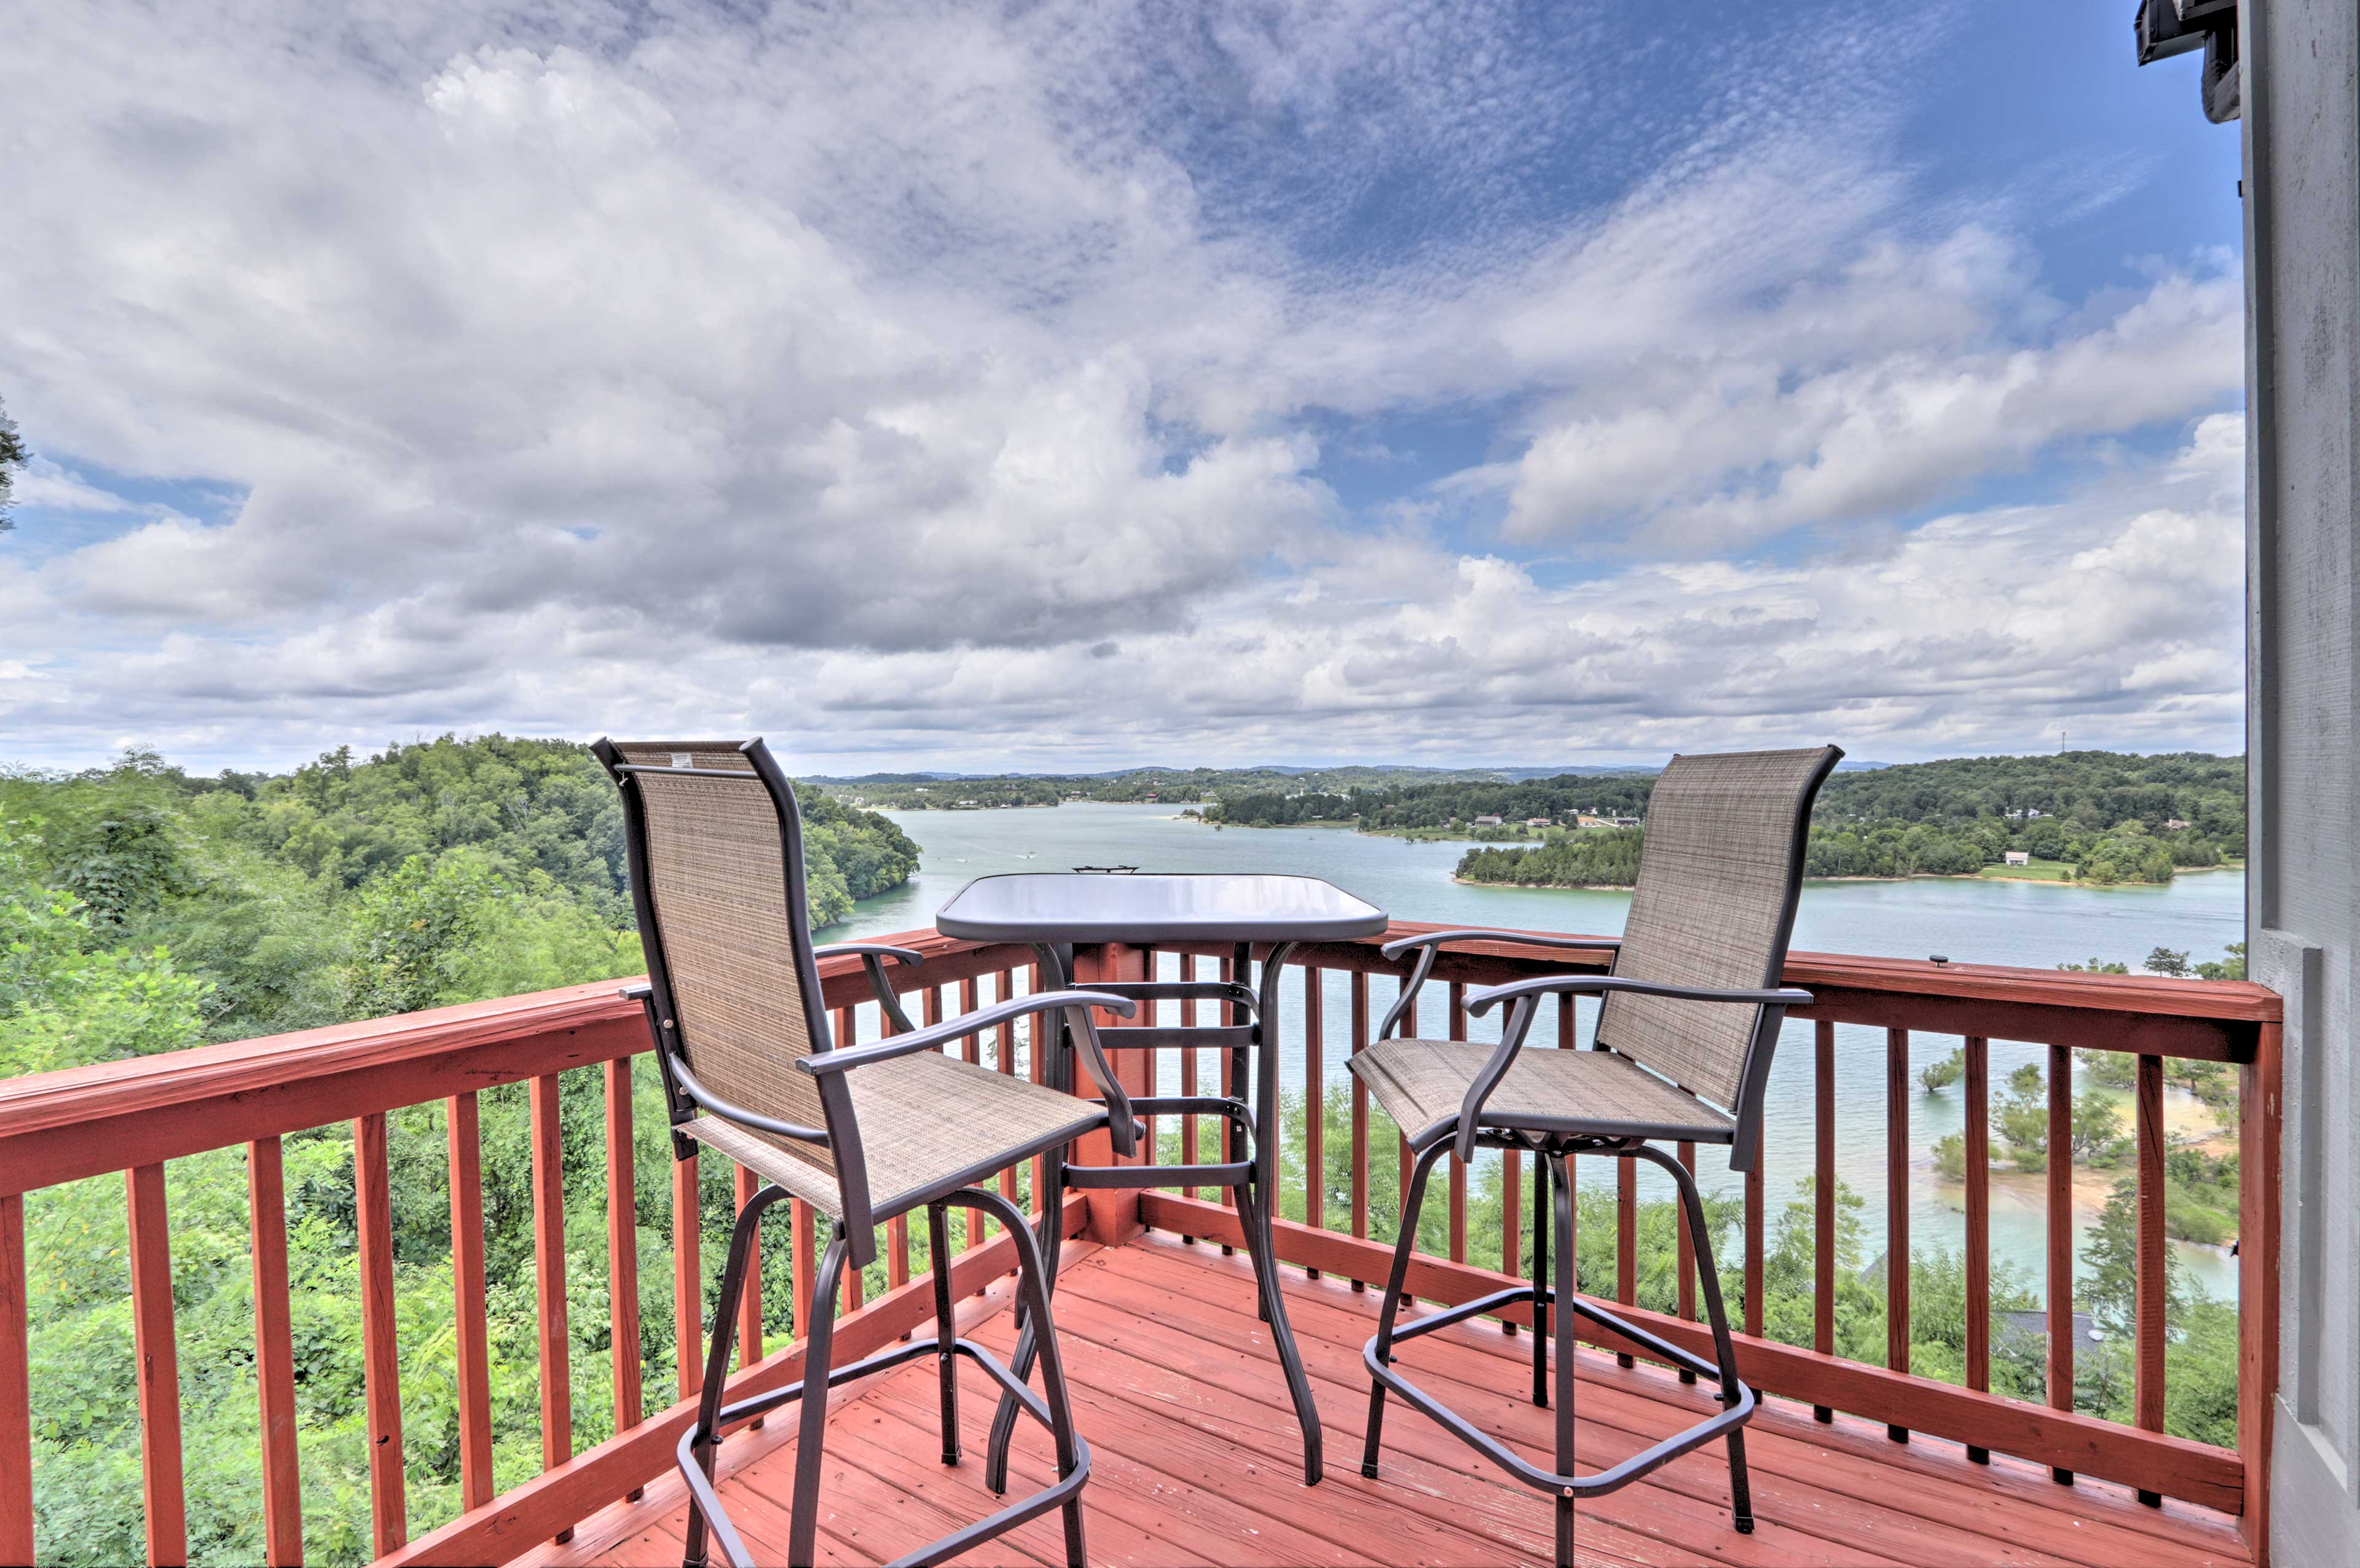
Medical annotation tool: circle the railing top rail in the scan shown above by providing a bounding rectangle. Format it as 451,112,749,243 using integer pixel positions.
0,917,2275,1197
0,931,1032,1198
1358,919,2281,1024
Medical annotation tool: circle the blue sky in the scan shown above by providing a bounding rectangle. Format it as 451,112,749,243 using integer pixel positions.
0,1,2246,773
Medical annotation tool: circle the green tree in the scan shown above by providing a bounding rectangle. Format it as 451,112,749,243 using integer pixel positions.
0,393,25,532
1919,1045,1964,1094
2080,1179,2185,1335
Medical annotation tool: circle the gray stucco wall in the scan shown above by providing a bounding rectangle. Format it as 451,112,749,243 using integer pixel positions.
2243,0,2360,1560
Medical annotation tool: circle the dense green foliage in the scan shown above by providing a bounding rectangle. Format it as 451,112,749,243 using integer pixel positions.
815,764,1654,812
1450,751,2244,887
0,740,919,1562
0,392,25,531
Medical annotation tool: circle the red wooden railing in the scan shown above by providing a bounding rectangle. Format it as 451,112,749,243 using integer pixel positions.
0,922,2281,1566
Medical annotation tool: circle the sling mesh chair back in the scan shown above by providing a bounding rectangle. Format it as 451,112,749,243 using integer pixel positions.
1349,745,1840,1568
598,739,1139,1568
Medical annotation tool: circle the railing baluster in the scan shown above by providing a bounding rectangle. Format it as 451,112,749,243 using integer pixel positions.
1447,981,1468,1263
1501,1143,1521,1327
997,969,1021,1266
2134,1052,2167,1507
1399,978,1417,1259
733,1162,763,1366
1304,964,1324,1252
447,1092,495,1511
355,1113,406,1552
1885,1027,1910,1442
1965,1037,1991,1464
603,1060,643,1470
1676,1140,1697,1321
671,1148,702,1403
1224,953,1243,1229
0,1193,29,1568
126,1162,187,1568
246,1137,304,1559
1814,1019,1836,1421
792,1201,818,1333
1676,1140,1699,1383
1136,955,1157,1179
1350,970,1370,1262
529,1076,572,1524
1180,959,1200,1204
1616,1156,1637,1368
1744,1153,1764,1339
1029,960,1048,1223
2047,1042,2076,1484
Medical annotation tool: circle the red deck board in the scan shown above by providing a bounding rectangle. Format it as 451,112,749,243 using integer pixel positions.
522,1233,2249,1568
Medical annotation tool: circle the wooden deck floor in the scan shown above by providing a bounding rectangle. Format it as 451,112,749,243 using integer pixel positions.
521,1231,2251,1568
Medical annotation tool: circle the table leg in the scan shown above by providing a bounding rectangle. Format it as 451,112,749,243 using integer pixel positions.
1251,941,1323,1483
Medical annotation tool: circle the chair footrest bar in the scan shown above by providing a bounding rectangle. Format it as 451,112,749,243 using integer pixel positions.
1101,1025,1257,1050
680,1334,1087,1568
1125,1094,1251,1121
1364,1291,1755,1501
1064,1160,1254,1190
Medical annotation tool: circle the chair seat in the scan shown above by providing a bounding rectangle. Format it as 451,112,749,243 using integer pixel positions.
685,1051,1106,1220
1348,1038,1733,1148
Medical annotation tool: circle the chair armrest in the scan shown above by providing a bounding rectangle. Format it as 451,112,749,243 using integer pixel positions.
1378,929,1622,962
620,981,653,1002
798,989,1143,1156
1375,930,1622,1041
812,942,926,1034
1449,974,1809,1163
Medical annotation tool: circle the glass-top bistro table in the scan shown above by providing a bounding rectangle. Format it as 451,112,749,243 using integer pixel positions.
936,871,1389,1489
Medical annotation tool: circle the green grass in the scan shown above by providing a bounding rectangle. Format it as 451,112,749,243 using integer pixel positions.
1978,857,2075,882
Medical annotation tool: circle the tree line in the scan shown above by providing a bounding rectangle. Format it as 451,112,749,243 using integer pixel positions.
1450,751,2243,887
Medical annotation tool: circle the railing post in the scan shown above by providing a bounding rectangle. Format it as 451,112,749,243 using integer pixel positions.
671,1149,702,1403
1885,1027,1911,1442
2047,1043,2076,1484
2239,1021,2283,1563
1814,1019,1836,1422
529,1076,572,1536
126,1162,187,1568
246,1136,304,1561
447,1091,495,1512
2134,1052,2167,1507
354,1115,406,1554
602,1057,644,1493
0,1194,29,1567
1964,1037,1991,1465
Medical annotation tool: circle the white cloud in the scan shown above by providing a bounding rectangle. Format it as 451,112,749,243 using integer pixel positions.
0,1,2246,770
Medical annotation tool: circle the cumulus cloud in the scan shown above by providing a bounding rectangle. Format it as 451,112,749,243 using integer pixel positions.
0,1,2246,770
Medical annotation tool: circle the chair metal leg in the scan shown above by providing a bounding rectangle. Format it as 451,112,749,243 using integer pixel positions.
999,1185,1090,1568
787,1233,849,1567
1362,1140,1448,1480
1532,1148,1550,1408
1551,1154,1579,1567
985,1139,1067,1495
928,1201,961,1465
684,1185,786,1568
1648,1145,1754,1535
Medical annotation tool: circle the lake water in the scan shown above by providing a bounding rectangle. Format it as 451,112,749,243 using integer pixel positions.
838,802,2249,1303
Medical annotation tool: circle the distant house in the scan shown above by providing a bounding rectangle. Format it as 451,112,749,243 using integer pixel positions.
1473,814,1503,826
1525,817,1552,828
1576,814,1611,828
1613,816,1641,828
2004,850,2031,867
2165,817,2192,830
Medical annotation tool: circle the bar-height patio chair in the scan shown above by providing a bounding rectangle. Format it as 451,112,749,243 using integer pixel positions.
1349,745,1841,1566
594,739,1146,1568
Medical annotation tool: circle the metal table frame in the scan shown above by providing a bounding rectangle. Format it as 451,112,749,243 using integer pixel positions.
937,874,1389,1492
